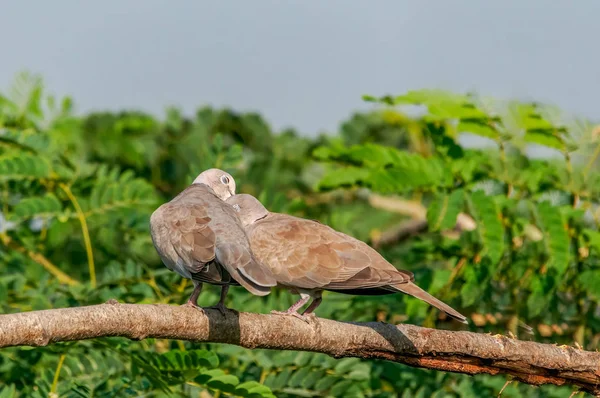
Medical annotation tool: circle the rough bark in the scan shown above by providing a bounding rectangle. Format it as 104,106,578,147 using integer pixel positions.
1,302,598,395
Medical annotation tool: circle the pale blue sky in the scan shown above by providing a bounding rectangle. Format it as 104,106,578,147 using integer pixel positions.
2,1,599,136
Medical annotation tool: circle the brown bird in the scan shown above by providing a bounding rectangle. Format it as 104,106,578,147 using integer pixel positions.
150,169,276,313
227,194,468,324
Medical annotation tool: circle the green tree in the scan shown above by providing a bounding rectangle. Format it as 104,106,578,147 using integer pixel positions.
1,73,598,397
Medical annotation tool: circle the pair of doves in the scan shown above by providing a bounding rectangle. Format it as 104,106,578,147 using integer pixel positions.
150,168,468,324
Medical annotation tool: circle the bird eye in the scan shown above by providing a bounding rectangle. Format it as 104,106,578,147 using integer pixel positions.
220,175,230,185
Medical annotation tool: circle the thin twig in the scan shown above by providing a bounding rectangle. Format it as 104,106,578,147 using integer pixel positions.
50,353,66,395
0,233,79,286
497,379,512,397
60,183,96,288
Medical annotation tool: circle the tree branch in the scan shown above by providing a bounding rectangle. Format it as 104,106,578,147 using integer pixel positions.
371,219,428,249
1,303,598,395
366,193,479,248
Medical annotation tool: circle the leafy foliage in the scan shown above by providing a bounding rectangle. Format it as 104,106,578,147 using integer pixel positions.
1,73,598,396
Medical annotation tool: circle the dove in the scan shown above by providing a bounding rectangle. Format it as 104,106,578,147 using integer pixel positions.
150,169,276,313
227,194,468,324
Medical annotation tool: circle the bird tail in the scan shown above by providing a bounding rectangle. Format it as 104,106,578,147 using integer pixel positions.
391,282,468,324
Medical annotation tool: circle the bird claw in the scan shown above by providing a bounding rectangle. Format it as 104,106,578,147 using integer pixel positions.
302,312,319,325
183,301,206,313
270,309,294,317
293,313,311,323
270,310,316,324
207,303,229,316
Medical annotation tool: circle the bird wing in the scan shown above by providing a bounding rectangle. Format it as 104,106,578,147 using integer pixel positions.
151,201,218,277
247,214,413,290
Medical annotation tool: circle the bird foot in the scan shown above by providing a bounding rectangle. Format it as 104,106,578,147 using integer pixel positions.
206,302,229,316
302,312,319,325
270,310,316,324
183,301,205,313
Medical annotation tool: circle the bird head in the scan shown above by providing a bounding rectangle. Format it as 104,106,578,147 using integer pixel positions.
227,194,269,226
192,168,236,200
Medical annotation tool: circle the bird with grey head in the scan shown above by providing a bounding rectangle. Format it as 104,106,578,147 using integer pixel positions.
227,193,468,324
149,169,276,314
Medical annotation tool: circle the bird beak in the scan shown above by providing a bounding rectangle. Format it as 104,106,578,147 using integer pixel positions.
227,187,234,199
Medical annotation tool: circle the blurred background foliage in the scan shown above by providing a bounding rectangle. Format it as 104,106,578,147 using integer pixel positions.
1,72,599,397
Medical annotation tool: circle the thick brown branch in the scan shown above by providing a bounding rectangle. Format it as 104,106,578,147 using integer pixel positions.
1,303,598,394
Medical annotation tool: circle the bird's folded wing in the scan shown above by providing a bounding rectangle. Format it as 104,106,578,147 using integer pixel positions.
157,204,217,275
250,216,411,290
323,229,415,290
323,266,413,290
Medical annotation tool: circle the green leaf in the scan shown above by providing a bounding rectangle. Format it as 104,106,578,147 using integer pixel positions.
301,370,325,389
347,363,371,381
205,373,239,393
527,275,556,317
468,191,505,266
190,349,219,368
583,229,600,253
524,130,564,151
0,153,50,180
513,102,557,130
333,358,361,374
315,143,453,193
151,349,219,371
270,368,293,391
368,161,452,193
317,166,370,190
0,385,16,398
577,270,600,300
427,189,465,232
85,167,158,217
452,378,478,398
536,202,571,276
271,352,297,368
293,352,312,367
457,121,498,139
522,116,555,131
234,381,275,398
279,388,316,397
394,89,467,106
11,193,62,219
0,128,51,152
426,102,488,121
288,367,313,388
460,266,486,307
361,94,378,102
346,144,399,167
329,380,354,396
314,375,338,391
196,369,226,385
